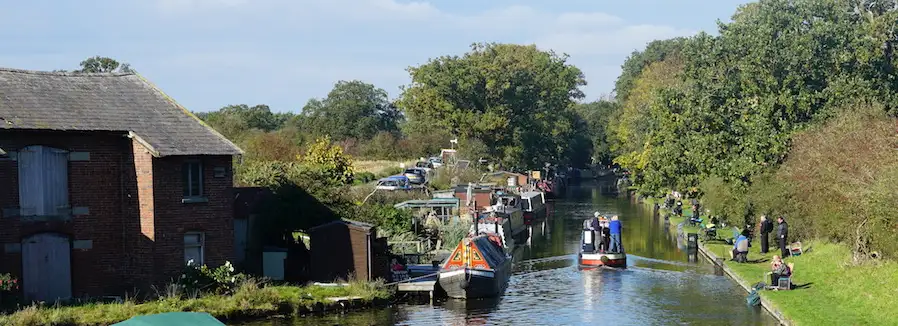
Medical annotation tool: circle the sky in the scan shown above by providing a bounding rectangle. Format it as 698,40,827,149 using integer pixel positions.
0,0,749,113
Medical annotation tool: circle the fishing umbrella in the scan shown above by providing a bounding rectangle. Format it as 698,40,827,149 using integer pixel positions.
113,312,225,326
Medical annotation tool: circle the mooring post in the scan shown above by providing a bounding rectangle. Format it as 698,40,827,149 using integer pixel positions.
429,290,434,304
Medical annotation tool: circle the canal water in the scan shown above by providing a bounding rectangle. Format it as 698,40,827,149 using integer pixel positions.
243,181,777,325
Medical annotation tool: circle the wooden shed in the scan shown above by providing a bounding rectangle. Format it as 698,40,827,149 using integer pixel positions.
308,219,389,282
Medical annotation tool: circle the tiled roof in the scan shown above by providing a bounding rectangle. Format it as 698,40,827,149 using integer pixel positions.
0,68,242,157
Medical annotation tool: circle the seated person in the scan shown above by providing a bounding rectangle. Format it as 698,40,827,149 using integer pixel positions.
731,230,750,262
769,255,791,285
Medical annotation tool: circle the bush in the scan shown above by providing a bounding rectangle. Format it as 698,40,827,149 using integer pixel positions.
353,171,377,185
354,204,415,236
178,261,246,296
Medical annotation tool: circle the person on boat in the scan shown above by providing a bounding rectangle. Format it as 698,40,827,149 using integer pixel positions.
590,212,601,230
759,215,773,254
609,215,623,253
769,255,791,285
777,216,789,258
732,230,750,263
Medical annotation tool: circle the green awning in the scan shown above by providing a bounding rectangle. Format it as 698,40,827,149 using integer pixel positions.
113,312,225,326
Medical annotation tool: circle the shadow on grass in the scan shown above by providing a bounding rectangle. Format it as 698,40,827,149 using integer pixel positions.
793,282,813,289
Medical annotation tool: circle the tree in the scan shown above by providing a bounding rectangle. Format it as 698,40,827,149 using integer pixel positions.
76,56,134,73
300,80,402,141
614,38,687,102
197,104,294,144
398,42,586,169
573,99,619,165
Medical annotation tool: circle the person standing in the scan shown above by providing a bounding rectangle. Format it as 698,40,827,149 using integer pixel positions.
609,215,623,253
777,216,789,258
759,215,773,254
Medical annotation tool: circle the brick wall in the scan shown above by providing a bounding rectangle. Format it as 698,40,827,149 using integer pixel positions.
151,155,234,284
0,130,236,297
0,130,132,297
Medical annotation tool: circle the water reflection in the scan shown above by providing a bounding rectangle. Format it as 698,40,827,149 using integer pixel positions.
239,181,777,326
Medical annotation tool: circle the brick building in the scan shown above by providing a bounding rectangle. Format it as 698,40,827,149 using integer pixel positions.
0,68,243,302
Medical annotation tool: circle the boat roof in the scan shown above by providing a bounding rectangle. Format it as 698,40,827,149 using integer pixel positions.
521,191,543,198
469,235,506,268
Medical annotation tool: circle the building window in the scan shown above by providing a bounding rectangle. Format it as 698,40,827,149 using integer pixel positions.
184,232,204,265
182,161,203,198
18,145,69,217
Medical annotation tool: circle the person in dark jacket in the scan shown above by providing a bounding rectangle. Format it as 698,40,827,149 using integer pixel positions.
777,216,789,258
759,215,773,254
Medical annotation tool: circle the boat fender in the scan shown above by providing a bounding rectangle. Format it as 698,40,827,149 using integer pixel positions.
600,256,610,264
460,279,469,289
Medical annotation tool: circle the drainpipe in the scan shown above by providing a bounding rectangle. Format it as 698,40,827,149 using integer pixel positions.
366,231,372,281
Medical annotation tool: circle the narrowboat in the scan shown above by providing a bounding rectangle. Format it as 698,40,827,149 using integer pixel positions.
486,192,526,237
521,191,547,225
578,218,627,268
439,232,512,299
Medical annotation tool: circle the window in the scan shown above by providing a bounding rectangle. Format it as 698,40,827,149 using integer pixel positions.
18,145,69,217
184,232,204,265
182,161,203,198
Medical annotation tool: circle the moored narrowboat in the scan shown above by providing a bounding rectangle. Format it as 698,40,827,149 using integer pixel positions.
521,191,547,225
438,233,512,299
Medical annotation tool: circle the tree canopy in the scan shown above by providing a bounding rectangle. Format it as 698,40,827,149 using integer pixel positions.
398,42,589,169
300,80,402,141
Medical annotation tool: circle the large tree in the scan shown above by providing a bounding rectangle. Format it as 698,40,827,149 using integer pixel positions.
398,43,587,169
300,80,402,141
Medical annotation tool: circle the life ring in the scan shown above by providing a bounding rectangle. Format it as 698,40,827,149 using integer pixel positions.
600,256,610,264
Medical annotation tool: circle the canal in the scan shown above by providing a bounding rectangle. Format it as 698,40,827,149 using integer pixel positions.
244,181,777,325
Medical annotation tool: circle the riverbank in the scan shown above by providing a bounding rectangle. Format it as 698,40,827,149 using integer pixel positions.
702,239,898,325
0,281,392,326
644,195,898,325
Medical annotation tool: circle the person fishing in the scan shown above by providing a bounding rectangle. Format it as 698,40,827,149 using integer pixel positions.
759,215,773,254
777,216,789,258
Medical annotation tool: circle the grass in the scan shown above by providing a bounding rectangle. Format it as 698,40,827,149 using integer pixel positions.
702,236,898,325
0,280,392,326
354,159,416,175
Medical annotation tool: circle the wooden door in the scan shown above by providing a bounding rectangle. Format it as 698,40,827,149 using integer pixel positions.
22,233,72,302
234,218,248,264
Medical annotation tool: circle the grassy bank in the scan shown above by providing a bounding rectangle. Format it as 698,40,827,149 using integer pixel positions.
0,281,392,326
703,239,898,325
645,194,898,324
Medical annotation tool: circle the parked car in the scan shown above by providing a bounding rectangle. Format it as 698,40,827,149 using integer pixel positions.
415,161,434,173
428,157,444,168
376,175,412,191
404,168,427,185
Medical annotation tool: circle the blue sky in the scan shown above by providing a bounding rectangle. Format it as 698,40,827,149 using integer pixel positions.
0,0,748,113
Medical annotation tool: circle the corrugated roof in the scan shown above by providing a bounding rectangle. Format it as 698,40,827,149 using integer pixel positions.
0,68,243,157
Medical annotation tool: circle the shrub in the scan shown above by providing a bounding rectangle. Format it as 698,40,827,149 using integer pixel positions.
178,261,246,296
353,171,377,185
0,274,18,292
355,204,415,236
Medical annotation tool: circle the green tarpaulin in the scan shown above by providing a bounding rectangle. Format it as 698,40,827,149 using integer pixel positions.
113,312,226,326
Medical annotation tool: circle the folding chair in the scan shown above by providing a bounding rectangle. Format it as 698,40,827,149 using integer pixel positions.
790,242,803,257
